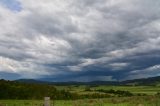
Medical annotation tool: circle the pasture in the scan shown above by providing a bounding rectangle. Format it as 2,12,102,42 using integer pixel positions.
1,85,160,106
55,85,160,95
1,96,160,106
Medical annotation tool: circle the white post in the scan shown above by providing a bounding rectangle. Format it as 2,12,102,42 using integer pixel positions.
44,97,50,106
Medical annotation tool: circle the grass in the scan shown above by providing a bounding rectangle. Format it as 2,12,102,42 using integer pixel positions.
1,85,160,106
55,85,160,95
92,86,160,95
1,96,160,106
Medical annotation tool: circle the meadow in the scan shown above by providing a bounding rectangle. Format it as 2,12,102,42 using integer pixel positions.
1,85,160,106
1,96,160,106
55,85,160,95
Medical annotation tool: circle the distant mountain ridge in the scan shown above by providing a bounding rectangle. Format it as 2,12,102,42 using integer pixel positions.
122,76,160,86
15,76,160,86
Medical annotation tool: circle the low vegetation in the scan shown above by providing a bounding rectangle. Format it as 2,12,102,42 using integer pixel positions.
1,79,160,105
1,96,160,106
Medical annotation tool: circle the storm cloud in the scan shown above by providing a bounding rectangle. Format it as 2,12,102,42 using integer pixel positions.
0,0,160,81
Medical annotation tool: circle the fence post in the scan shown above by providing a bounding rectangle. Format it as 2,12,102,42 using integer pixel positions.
44,97,50,106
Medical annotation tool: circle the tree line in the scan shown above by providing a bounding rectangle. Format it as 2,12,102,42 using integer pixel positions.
0,79,134,100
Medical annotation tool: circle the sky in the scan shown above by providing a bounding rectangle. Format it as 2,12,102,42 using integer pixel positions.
0,0,160,81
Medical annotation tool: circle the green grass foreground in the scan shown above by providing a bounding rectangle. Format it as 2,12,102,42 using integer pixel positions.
1,80,160,106
1,96,160,106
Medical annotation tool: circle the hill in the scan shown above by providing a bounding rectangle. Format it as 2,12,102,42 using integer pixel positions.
15,76,160,86
122,76,160,86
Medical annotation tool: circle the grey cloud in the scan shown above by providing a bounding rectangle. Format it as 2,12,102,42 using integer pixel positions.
0,0,160,81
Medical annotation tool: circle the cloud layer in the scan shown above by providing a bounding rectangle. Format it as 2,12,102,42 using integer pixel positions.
0,0,160,81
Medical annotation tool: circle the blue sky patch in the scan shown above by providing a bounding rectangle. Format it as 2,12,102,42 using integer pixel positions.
0,0,22,12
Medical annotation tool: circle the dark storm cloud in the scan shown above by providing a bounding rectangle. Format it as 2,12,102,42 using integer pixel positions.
0,0,160,81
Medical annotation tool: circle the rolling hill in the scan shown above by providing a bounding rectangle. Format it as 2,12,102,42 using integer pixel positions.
14,76,160,86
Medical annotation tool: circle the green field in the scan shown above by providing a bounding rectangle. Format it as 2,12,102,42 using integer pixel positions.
1,96,160,106
91,86,160,95
1,85,160,106
55,85,160,95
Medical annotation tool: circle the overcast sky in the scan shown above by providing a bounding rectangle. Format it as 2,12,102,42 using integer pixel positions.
0,0,160,81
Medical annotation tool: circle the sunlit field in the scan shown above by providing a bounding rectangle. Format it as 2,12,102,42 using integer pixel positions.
1,96,160,106
1,85,160,106
55,85,160,95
